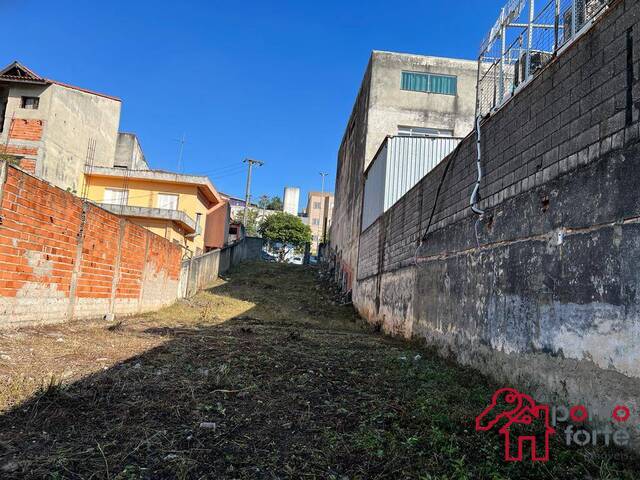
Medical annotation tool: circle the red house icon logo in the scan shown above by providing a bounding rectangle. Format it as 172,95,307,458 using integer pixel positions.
476,388,555,462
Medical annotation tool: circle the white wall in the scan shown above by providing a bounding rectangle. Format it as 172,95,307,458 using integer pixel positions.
283,187,300,215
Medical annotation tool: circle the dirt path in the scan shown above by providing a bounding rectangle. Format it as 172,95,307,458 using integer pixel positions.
0,262,638,479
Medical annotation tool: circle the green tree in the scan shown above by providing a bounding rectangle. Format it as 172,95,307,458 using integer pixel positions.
266,196,283,211
259,212,311,262
233,208,261,237
257,195,270,209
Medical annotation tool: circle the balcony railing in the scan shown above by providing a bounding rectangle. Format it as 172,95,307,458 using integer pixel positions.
99,203,198,233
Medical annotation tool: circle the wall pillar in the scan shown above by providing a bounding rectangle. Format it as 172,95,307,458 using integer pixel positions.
137,232,151,313
107,219,127,318
67,201,89,321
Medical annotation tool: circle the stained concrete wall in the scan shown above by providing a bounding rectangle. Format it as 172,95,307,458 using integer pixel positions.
351,0,640,443
331,51,477,292
114,132,149,170
43,84,121,192
179,237,264,298
0,82,121,194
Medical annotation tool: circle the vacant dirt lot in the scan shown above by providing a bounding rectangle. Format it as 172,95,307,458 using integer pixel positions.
0,262,638,479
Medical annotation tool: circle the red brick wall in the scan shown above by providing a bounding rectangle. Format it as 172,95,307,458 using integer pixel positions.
0,147,38,174
9,119,44,141
76,204,120,299
116,222,146,300
0,163,183,326
17,159,36,174
1,146,38,156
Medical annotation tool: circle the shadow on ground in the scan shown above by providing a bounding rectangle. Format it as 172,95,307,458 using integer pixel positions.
0,262,638,479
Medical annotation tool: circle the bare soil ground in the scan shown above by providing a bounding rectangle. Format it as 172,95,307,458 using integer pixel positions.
0,262,638,479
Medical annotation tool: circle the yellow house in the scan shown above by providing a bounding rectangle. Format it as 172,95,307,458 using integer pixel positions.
82,166,228,257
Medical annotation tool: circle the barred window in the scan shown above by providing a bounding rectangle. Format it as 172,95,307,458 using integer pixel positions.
401,72,457,95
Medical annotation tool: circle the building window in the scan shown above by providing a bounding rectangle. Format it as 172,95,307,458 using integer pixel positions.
157,193,179,210
103,188,129,206
20,96,39,110
313,202,321,209
401,72,457,95
398,126,454,137
312,218,320,226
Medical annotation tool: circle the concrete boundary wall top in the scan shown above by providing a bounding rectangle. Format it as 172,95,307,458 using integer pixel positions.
352,0,640,449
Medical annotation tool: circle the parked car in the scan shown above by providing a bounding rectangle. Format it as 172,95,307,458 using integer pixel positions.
261,250,278,262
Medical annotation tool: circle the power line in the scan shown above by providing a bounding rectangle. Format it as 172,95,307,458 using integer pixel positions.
192,164,248,175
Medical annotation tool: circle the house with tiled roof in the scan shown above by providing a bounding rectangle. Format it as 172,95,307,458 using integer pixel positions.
0,61,122,192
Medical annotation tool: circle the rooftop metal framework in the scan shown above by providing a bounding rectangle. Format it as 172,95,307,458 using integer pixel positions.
477,0,610,117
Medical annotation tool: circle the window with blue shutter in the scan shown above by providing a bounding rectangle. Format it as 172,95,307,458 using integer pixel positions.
401,71,457,95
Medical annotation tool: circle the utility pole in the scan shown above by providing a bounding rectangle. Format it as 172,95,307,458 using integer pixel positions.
177,133,186,172
319,172,328,193
243,158,264,228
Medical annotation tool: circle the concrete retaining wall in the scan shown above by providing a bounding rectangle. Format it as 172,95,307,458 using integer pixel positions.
348,0,640,442
179,237,263,298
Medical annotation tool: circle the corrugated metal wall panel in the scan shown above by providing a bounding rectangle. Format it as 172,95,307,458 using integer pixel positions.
361,136,460,232
361,144,387,231
384,136,460,211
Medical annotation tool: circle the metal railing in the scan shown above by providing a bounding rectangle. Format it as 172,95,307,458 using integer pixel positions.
477,0,609,117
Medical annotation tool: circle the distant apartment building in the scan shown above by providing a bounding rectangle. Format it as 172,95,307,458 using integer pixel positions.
307,191,333,254
283,187,300,215
331,50,477,291
0,61,121,192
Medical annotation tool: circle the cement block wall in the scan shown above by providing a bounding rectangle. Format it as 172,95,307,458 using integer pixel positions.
180,237,264,298
0,162,182,327
352,0,640,439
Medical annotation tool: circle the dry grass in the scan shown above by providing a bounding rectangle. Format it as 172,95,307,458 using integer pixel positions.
0,262,638,479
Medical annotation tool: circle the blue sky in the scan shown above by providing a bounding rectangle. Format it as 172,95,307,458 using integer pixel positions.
3,0,504,201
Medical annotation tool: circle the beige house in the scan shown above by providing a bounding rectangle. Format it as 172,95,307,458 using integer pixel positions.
0,61,121,193
306,191,333,254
